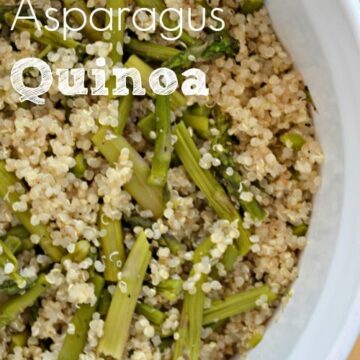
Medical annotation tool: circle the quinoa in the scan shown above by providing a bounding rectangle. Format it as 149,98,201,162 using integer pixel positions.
0,1,323,360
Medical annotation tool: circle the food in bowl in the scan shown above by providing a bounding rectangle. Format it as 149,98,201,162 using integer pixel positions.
0,0,323,359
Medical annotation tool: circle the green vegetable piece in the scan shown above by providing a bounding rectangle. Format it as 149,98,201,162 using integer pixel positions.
292,223,308,237
157,279,183,302
72,153,87,178
138,112,156,142
280,132,306,151
241,0,264,15
116,93,133,135
98,231,152,360
136,303,166,325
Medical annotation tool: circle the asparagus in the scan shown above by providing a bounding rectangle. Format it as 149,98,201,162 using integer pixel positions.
10,331,30,349
136,303,166,325
163,33,239,70
98,231,152,359
279,132,306,151
202,285,276,326
159,236,184,255
292,223,308,237
92,128,165,218
241,0,264,15
125,55,187,110
3,236,22,254
71,153,87,178
6,225,30,240
0,279,35,296
98,210,126,282
116,93,133,135
148,95,172,187
123,215,153,229
0,240,26,289
62,240,91,264
210,111,266,222
133,0,199,46
0,161,65,261
157,279,183,301
98,288,112,317
126,38,181,62
221,244,239,272
138,112,156,142
4,13,82,50
248,332,263,349
64,0,103,42
174,122,251,256
0,274,49,329
58,275,105,360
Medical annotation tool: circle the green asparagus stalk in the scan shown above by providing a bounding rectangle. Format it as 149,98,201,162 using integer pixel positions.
0,161,65,261
92,128,165,218
133,0,199,46
157,279,183,301
58,274,105,360
148,95,172,187
241,0,264,15
136,303,166,325
62,240,91,264
247,332,263,349
115,93,133,135
6,225,30,240
163,33,239,70
0,239,26,289
159,236,184,255
10,331,30,349
125,55,187,110
183,112,210,139
138,112,156,142
202,285,276,326
123,215,153,229
98,231,152,359
98,288,112,317
0,274,49,329
279,132,306,151
98,209,126,282
64,0,103,41
211,111,266,222
174,122,251,256
126,38,181,62
0,279,35,296
3,236,22,254
292,223,308,236
4,13,82,50
221,244,239,272
71,153,87,178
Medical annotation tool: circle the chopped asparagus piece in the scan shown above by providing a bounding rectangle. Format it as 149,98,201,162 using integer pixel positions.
221,244,239,272
174,122,251,256
248,332,263,348
62,240,91,264
3,235,22,254
125,55,187,110
92,128,165,218
148,95,172,187
10,331,30,348
116,93,133,135
157,279,183,301
4,13,82,50
241,0,264,14
133,0,199,46
136,303,166,325
163,33,239,70
292,223,308,237
126,38,181,62
0,161,65,261
71,153,87,178
138,112,156,142
6,225,30,240
211,111,266,222
0,239,26,288
123,215,153,229
58,274,105,360
159,236,184,255
98,231,152,360
63,0,102,42
98,210,126,282
0,274,49,329
183,112,210,139
0,279,34,296
98,288,112,317
202,285,276,325
280,132,306,151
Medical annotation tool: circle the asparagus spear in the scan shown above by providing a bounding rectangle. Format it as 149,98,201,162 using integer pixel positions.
64,0,102,42
163,33,239,70
159,236,184,255
0,162,65,261
123,214,153,229
98,209,126,282
6,225,30,240
279,132,306,151
58,275,105,360
0,274,49,329
138,112,156,142
148,95,172,187
126,38,181,62
124,55,187,110
241,0,264,15
133,0,199,46
3,236,22,254
0,240,26,289
210,111,266,222
71,153,87,178
92,128,165,218
174,122,251,256
202,285,276,326
157,279,183,301
98,288,112,317
61,240,91,264
4,13,82,50
98,231,152,359
292,223,308,236
136,303,166,325
10,331,30,349
116,93,133,135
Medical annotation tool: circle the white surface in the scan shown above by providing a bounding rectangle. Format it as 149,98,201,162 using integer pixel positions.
246,0,360,359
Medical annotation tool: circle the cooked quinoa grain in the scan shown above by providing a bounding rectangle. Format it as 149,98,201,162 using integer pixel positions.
0,1,323,360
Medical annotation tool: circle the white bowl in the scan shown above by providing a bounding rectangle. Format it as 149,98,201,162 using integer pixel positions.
246,0,360,359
